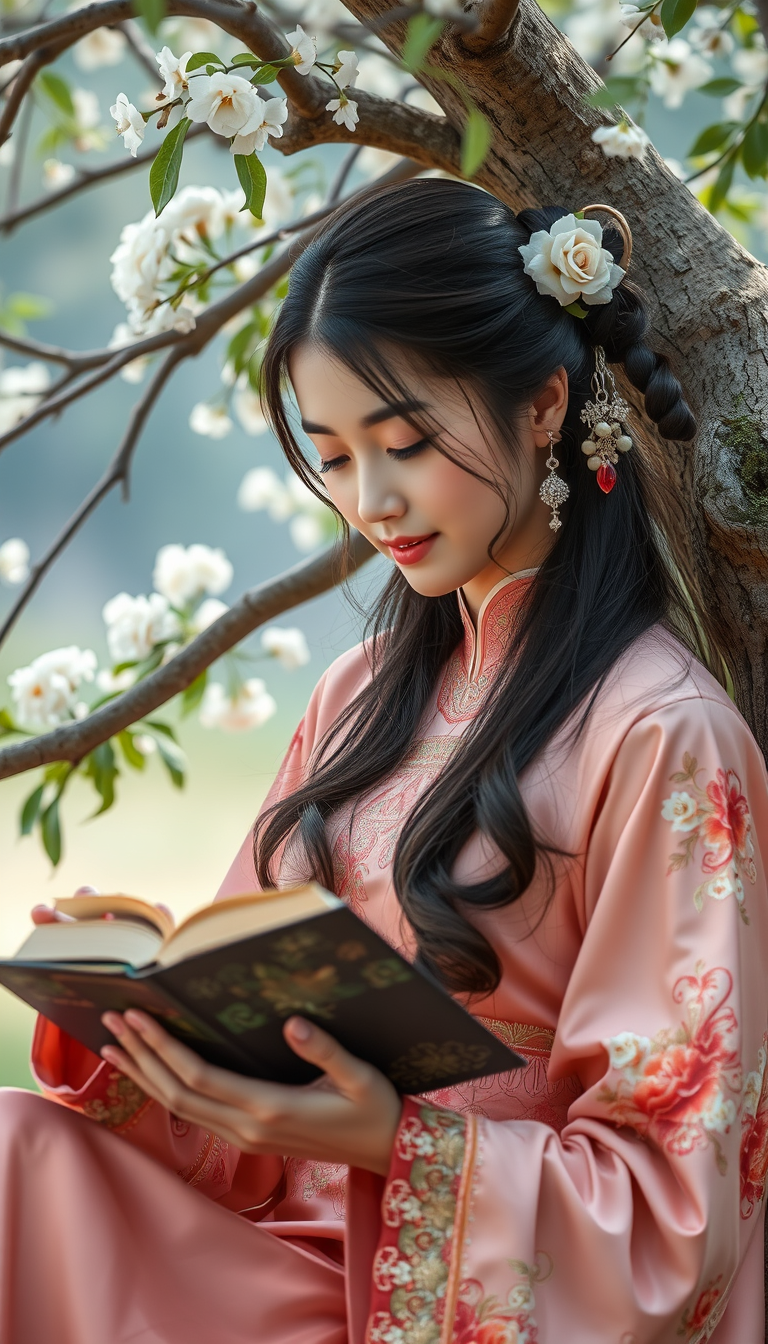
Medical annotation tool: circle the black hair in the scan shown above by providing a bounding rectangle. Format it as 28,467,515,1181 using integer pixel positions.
255,177,707,997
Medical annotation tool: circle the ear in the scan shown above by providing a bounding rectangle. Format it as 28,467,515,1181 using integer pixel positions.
529,368,569,446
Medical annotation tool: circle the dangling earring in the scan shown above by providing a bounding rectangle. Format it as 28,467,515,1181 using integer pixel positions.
580,345,633,495
539,430,569,532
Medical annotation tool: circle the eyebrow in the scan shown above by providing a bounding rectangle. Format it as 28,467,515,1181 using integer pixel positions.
300,398,428,436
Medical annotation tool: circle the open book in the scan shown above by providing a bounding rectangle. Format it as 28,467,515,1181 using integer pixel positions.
0,884,525,1093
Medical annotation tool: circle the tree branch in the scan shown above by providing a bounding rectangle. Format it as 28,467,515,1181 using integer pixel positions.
279,92,460,172
461,0,519,52
0,532,377,779
0,49,44,146
0,0,328,119
0,123,212,235
0,349,183,650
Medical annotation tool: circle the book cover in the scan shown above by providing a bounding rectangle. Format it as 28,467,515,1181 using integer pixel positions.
0,906,525,1092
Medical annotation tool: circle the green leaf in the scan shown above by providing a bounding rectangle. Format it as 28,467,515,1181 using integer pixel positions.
688,121,739,157
660,0,696,39
118,730,146,770
698,77,743,96
231,51,259,66
132,0,166,35
250,64,280,85
181,671,208,717
84,741,119,816
0,708,19,736
150,116,191,217
154,735,186,789
402,12,444,70
234,153,267,220
708,153,736,212
186,51,224,72
41,798,62,866
564,300,588,318
20,784,45,836
460,106,492,179
586,77,642,109
741,118,768,178
143,719,178,741
37,70,75,117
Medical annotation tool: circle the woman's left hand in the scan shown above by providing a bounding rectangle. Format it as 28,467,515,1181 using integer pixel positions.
100,1010,402,1176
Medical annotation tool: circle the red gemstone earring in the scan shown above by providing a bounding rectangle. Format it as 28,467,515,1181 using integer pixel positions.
580,345,633,495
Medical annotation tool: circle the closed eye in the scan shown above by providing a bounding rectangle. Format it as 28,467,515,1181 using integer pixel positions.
317,440,430,474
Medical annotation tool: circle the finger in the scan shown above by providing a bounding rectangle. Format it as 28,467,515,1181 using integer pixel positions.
99,1045,261,1152
283,1017,374,1096
111,1011,282,1112
154,903,175,925
75,885,100,895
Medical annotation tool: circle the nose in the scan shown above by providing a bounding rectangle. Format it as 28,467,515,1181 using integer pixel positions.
356,458,406,526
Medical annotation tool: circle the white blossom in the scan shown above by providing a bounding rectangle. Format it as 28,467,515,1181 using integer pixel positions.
199,678,277,731
43,158,77,190
96,666,135,693
72,17,126,71
238,466,293,518
73,87,100,129
189,401,233,438
153,543,233,605
661,790,699,831
230,96,289,155
518,213,624,307
0,537,30,584
422,0,464,13
0,361,51,434
186,72,262,138
261,625,310,669
605,1031,651,1077
619,3,665,42
689,8,733,57
191,597,229,632
0,141,14,167
326,94,359,131
233,379,268,436
732,40,768,86
102,591,181,663
290,513,326,551
592,120,650,161
564,0,623,63
648,40,712,109
110,92,146,156
156,46,193,101
8,646,97,730
109,211,171,325
334,50,359,90
286,24,317,75
133,733,157,755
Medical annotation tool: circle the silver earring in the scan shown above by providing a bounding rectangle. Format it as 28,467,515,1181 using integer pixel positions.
539,430,569,531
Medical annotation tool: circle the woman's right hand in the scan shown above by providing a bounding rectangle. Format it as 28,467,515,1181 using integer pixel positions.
31,884,99,924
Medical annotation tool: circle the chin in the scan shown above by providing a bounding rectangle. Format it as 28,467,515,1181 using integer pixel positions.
397,566,476,598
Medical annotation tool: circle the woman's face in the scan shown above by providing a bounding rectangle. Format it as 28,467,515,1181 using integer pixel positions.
289,345,567,615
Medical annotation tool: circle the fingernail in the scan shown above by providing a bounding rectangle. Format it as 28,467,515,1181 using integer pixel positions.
102,1012,124,1035
289,1017,311,1042
124,1010,148,1032
101,1046,119,1062
75,886,99,895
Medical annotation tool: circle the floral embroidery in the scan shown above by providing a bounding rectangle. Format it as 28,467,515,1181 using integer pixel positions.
677,1276,725,1342
287,1159,348,1218
740,1032,768,1218
662,755,756,922
599,965,741,1174
331,737,459,911
81,1069,152,1132
452,1256,552,1344
422,1020,583,1133
437,581,531,726
366,1101,475,1344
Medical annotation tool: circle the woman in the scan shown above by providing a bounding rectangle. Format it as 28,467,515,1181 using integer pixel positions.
2,179,767,1344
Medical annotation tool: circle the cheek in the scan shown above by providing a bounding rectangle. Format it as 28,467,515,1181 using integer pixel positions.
427,461,506,536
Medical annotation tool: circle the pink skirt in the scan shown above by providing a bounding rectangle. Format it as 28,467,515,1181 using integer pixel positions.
0,1089,349,1344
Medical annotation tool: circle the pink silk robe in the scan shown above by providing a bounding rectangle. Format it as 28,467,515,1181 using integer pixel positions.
2,569,768,1344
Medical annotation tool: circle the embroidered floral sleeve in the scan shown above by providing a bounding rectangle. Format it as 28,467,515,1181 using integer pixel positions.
358,698,768,1344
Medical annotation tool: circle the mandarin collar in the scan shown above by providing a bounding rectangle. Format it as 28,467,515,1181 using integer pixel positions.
457,568,538,683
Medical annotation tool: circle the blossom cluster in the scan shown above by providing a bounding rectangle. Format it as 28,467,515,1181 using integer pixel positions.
4,541,311,739
238,466,337,552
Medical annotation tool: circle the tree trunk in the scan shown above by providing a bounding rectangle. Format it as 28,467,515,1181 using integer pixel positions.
343,0,768,759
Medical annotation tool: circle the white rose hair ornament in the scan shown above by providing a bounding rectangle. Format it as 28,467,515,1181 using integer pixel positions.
519,204,636,512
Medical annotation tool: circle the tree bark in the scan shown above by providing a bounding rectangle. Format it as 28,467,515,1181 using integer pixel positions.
339,0,768,758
